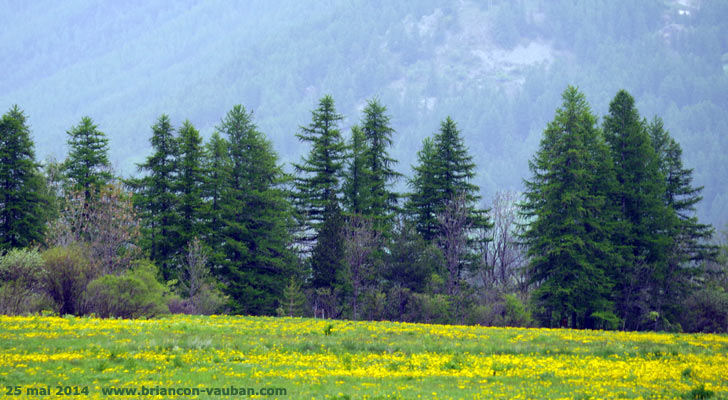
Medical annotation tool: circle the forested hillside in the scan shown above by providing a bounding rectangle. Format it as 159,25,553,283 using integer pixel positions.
2,0,727,227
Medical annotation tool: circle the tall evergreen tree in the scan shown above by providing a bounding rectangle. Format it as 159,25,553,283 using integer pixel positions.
292,95,347,249
406,137,440,242
407,117,487,242
360,99,401,232
217,105,295,315
343,125,371,216
521,86,618,329
603,90,672,330
175,120,206,251
648,117,715,327
129,114,179,281
201,131,231,269
0,106,47,250
64,116,112,201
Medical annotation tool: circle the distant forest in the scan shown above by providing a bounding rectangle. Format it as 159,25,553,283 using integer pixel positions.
2,0,728,228
1,85,727,332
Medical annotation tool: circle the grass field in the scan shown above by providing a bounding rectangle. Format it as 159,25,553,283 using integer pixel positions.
1,315,727,399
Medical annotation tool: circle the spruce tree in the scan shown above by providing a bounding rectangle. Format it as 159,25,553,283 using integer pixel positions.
129,114,179,281
406,137,440,242
217,105,295,315
292,95,347,249
407,117,487,242
175,120,206,251
201,131,230,270
360,99,401,233
343,125,371,215
648,117,715,327
603,90,672,330
64,116,112,201
0,106,47,250
521,86,618,329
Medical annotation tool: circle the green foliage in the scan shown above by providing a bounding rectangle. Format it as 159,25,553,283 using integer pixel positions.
407,117,488,242
343,125,371,216
64,116,112,201
0,106,48,250
0,248,50,315
128,114,180,281
292,95,347,246
521,86,617,329
311,196,346,291
681,287,728,333
277,276,307,317
409,292,452,324
360,98,401,234
41,245,95,315
216,105,295,315
84,260,170,318
603,90,673,330
175,120,206,255
682,385,715,400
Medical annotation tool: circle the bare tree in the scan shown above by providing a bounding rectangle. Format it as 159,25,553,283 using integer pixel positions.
437,192,472,297
181,237,208,301
46,183,141,275
343,214,380,320
479,190,528,297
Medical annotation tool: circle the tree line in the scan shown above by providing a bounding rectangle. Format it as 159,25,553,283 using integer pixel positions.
1,87,726,332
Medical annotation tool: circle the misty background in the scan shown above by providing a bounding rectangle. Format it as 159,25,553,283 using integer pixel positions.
2,0,727,228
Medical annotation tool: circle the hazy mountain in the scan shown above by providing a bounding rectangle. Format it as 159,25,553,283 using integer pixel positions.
2,0,727,227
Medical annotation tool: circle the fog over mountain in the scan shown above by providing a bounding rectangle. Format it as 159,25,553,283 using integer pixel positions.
2,0,727,227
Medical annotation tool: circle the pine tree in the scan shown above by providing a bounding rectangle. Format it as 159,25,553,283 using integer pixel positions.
311,193,346,291
360,99,401,232
292,95,347,249
0,106,47,250
64,116,112,201
521,86,618,329
175,120,206,253
217,105,295,315
603,90,672,330
129,114,179,281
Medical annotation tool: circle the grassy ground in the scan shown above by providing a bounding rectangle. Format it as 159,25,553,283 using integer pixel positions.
1,315,727,399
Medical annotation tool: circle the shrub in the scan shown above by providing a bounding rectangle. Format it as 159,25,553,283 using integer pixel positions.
0,248,52,314
408,293,452,324
502,294,533,327
42,245,96,315
681,287,728,333
84,260,169,318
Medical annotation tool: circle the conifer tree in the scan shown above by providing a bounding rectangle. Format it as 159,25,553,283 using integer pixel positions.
0,106,47,250
406,137,440,241
292,95,347,249
343,125,371,215
64,116,112,201
175,120,206,252
603,90,672,330
129,114,179,281
217,105,295,315
648,117,715,327
521,86,618,329
201,131,230,269
407,117,487,242
360,99,401,232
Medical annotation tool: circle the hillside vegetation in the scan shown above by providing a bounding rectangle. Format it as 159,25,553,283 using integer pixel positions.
1,0,727,226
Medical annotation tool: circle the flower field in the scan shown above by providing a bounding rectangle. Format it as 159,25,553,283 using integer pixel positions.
1,315,727,399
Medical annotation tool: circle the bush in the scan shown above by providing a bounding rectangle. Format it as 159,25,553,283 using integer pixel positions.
502,294,533,327
0,248,52,314
408,293,452,324
681,287,728,333
84,260,169,318
42,245,96,315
